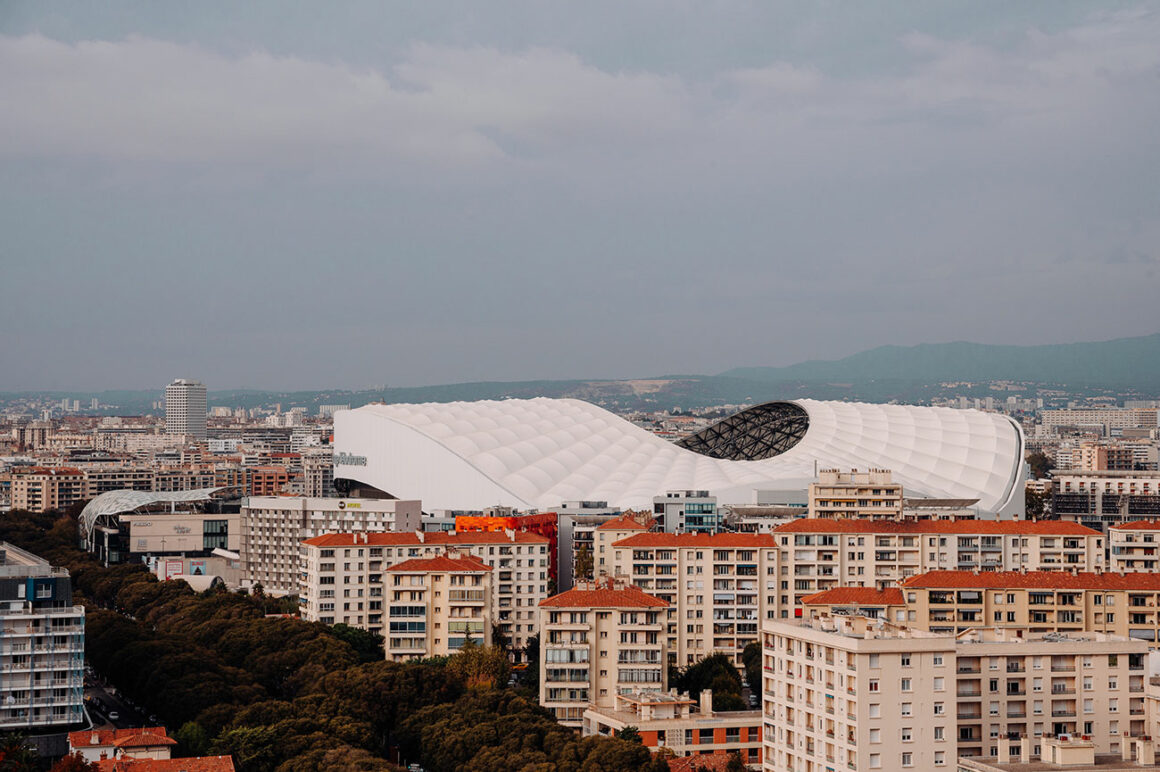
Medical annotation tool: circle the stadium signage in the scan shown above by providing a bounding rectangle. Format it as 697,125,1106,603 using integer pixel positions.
335,453,368,466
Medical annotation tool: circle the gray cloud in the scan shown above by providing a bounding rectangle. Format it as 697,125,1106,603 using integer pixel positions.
0,3,1158,390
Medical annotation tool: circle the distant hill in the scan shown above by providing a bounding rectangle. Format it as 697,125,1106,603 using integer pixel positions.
722,333,1160,388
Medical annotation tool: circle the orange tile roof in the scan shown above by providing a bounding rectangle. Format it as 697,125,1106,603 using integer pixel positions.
97,757,236,772
772,519,1100,536
595,513,652,531
611,532,777,548
69,728,172,749
385,554,492,573
540,584,668,609
302,531,549,547
902,570,1160,591
113,733,177,749
800,587,906,606
1111,520,1160,531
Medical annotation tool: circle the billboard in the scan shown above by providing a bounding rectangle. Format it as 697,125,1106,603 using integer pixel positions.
189,559,208,576
164,560,184,580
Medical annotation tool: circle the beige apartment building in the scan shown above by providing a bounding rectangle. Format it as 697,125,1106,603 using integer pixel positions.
299,530,548,656
772,519,1104,613
808,469,903,520
609,532,777,666
761,615,955,771
592,513,652,578
761,615,1149,772
8,467,87,513
240,496,422,595
539,579,668,727
901,570,1160,642
1109,521,1160,571
383,552,492,661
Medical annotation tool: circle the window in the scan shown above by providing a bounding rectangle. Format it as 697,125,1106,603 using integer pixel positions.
901,678,912,692
869,654,880,668
901,703,912,717
935,751,946,765
869,728,881,743
869,704,881,718
933,654,943,666
869,754,881,769
934,702,944,716
869,679,880,692
901,728,912,742
902,752,913,767
934,726,945,741
900,654,911,667
933,677,944,691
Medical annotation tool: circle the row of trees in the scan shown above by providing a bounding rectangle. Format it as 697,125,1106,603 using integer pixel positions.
0,510,666,772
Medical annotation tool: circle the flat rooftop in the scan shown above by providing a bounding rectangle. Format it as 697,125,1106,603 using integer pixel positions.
958,757,1160,771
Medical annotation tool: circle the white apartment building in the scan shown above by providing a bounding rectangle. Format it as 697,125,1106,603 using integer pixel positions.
808,469,903,520
761,615,1149,771
771,519,1105,614
539,578,669,728
240,496,422,595
761,615,954,772
1052,472,1160,530
609,532,778,666
1109,521,1160,571
164,379,207,440
1042,408,1158,436
299,530,548,657
653,490,721,533
0,543,85,731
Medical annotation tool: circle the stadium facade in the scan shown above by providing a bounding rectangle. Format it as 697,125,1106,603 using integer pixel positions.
333,398,1025,518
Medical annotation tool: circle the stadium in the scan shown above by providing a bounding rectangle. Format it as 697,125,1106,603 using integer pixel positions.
332,398,1025,517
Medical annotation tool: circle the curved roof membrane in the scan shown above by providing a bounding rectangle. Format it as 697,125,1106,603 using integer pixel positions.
79,487,232,538
333,398,1024,517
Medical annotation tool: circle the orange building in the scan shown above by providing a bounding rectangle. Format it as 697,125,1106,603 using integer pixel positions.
456,511,559,581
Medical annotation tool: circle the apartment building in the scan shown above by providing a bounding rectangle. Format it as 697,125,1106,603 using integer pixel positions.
1042,408,1158,436
761,615,954,772
610,532,777,666
653,491,721,533
901,570,1160,641
592,513,652,580
760,615,1149,772
299,530,548,656
556,500,623,591
9,467,87,513
584,689,763,767
799,587,907,623
165,378,208,440
240,496,422,595
0,543,85,731
1110,521,1160,571
384,553,492,661
808,469,903,520
772,520,1104,613
539,579,668,728
1052,472,1160,531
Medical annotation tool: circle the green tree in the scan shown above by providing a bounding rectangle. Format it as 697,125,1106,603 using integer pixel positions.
574,545,594,581
741,641,761,693
447,640,510,690
1025,487,1051,518
725,751,747,772
327,624,385,664
175,721,211,756
615,725,641,744
0,733,38,771
1026,451,1054,480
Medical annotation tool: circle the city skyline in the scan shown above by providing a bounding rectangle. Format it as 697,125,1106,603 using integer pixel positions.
2,2,1158,390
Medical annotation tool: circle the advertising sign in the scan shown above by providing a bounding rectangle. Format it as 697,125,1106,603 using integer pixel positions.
189,559,208,576
165,560,184,580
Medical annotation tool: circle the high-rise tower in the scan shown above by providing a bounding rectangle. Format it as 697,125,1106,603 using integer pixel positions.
165,378,207,440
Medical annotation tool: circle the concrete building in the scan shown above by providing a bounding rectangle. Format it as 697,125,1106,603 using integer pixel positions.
609,532,778,666
808,468,903,520
584,689,763,767
9,467,86,513
0,543,85,731
956,736,1160,772
771,519,1105,612
799,587,908,623
298,530,548,655
539,578,669,728
592,512,653,580
760,615,1149,771
1042,408,1158,437
164,379,207,440
69,727,175,763
653,490,721,533
384,552,492,661
1110,521,1160,571
901,570,1160,641
555,500,623,591
240,496,422,595
301,448,335,498
1053,473,1160,531
761,615,954,772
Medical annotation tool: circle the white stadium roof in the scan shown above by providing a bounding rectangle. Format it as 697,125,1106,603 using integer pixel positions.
79,487,232,538
333,398,1025,517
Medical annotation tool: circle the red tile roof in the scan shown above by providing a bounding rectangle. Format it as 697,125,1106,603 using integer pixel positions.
596,513,652,531
666,752,738,772
385,554,491,573
69,728,172,749
113,733,177,749
1111,520,1160,531
96,757,236,772
772,519,1100,536
902,570,1160,591
302,531,549,547
800,588,906,606
540,584,669,609
612,533,777,548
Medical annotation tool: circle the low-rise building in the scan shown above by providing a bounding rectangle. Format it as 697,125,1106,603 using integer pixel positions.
384,552,492,661
654,491,721,533
68,727,175,763
584,689,762,767
539,579,669,728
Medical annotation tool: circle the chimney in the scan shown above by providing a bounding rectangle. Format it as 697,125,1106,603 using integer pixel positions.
416,531,425,543
92,733,100,745
700,689,713,715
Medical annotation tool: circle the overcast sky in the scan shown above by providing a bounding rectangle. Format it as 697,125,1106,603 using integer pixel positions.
2,2,1158,391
